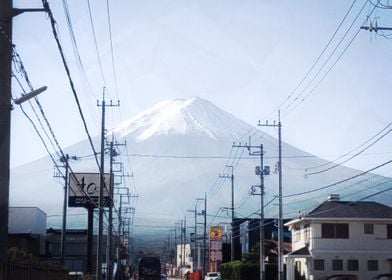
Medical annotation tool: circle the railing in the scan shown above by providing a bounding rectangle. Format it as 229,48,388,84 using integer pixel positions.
1,259,68,280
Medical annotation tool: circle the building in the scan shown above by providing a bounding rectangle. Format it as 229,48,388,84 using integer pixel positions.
285,194,392,280
8,207,47,256
232,218,291,260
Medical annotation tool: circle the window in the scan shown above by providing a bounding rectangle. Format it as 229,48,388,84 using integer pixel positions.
332,259,343,271
314,259,324,271
367,260,378,271
387,224,392,239
321,223,349,239
364,224,374,234
347,259,359,271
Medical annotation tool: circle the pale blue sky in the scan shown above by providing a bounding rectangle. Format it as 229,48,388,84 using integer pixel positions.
11,0,392,177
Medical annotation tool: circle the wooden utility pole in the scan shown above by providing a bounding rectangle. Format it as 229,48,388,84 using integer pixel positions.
0,0,12,270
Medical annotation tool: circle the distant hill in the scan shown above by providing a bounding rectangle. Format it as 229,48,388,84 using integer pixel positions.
10,97,392,239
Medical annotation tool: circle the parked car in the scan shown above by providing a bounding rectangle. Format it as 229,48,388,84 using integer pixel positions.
204,272,220,280
160,273,167,280
372,274,392,280
319,275,359,280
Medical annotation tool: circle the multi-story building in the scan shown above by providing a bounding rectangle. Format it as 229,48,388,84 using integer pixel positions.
285,194,392,280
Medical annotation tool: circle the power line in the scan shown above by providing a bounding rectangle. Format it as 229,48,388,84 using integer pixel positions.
262,0,361,120
86,0,107,87
282,1,374,118
285,158,392,198
306,126,392,176
42,0,102,175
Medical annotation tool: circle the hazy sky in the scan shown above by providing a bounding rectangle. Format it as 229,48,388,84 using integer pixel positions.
10,0,392,178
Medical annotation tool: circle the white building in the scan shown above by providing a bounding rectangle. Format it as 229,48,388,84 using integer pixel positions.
176,244,193,274
285,194,392,280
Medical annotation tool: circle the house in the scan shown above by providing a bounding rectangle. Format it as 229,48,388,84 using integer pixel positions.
285,194,392,280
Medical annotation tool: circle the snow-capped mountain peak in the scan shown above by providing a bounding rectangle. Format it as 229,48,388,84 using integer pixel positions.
111,97,250,141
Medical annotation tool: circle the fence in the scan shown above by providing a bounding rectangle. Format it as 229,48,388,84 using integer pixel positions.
1,259,68,280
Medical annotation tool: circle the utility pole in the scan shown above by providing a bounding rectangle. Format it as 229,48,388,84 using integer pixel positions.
186,207,196,269
174,224,177,272
58,154,76,265
219,165,234,261
106,141,114,280
258,114,283,280
105,139,124,280
183,216,186,268
0,2,46,270
195,197,204,270
203,192,207,274
60,155,69,265
0,0,12,268
96,90,119,280
233,141,269,280
360,20,392,33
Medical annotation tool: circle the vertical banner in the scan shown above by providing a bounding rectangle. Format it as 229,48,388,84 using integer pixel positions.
209,226,223,272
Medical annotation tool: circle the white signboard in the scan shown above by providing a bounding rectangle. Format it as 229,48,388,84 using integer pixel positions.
69,173,111,208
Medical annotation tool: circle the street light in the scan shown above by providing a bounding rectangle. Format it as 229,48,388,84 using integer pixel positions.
14,86,47,105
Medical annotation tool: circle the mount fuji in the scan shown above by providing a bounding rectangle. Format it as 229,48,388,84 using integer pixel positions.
10,97,392,237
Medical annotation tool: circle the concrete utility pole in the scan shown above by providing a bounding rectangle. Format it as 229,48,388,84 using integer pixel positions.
0,2,46,270
203,192,207,274
96,90,119,280
233,141,268,280
258,114,283,280
195,197,204,270
186,207,196,268
105,139,124,280
0,0,12,268
59,154,73,265
219,165,235,261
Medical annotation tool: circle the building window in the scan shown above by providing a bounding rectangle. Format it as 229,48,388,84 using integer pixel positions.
387,224,392,239
321,223,349,239
347,259,359,271
332,259,343,271
314,259,324,271
364,224,374,234
368,260,378,271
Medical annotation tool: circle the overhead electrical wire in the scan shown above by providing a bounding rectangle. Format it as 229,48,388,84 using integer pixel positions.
61,0,98,112
282,1,374,118
86,0,107,87
305,121,392,171
285,158,392,198
262,0,360,120
306,125,392,176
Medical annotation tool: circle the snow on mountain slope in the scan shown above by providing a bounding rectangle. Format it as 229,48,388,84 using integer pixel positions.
110,97,250,141
9,97,392,235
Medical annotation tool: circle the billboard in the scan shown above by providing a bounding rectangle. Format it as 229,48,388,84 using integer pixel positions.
68,173,111,208
209,226,223,267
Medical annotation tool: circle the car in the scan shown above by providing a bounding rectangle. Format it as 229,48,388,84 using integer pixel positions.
160,273,167,280
319,275,358,280
204,272,220,280
372,274,392,280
